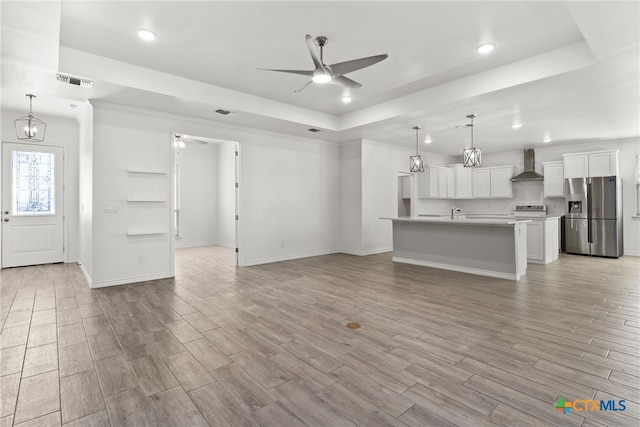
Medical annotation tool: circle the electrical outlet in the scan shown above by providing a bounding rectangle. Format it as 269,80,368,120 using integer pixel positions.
103,205,117,213
138,256,144,264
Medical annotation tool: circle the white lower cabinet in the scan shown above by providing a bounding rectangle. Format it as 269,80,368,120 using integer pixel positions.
524,218,559,264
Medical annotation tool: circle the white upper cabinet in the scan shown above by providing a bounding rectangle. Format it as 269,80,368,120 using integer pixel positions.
471,168,491,198
418,166,454,199
490,166,514,198
471,166,513,199
589,150,619,177
447,164,472,199
563,150,619,178
563,154,589,179
543,161,565,198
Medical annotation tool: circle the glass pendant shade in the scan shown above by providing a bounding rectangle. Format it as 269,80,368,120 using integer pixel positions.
410,155,425,172
463,147,481,167
14,95,46,142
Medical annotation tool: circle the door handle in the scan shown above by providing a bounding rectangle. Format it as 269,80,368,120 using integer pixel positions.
3,218,9,222
3,211,8,215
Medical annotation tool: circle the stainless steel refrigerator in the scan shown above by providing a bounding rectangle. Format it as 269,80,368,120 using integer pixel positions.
565,176,623,257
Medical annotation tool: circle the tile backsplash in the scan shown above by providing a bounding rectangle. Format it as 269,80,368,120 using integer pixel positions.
419,180,566,216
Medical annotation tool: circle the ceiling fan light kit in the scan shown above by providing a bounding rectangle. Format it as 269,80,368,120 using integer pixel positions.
14,94,46,142
256,34,388,92
409,126,425,173
463,114,482,168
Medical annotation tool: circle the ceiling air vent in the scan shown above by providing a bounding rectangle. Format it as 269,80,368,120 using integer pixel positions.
215,109,233,115
308,128,323,133
56,74,94,88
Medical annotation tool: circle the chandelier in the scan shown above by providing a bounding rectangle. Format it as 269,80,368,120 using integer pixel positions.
463,114,481,167
409,126,425,173
14,94,46,142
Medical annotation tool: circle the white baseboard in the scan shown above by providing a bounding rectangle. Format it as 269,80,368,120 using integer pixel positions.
240,249,338,267
89,272,174,288
338,247,392,256
216,241,236,249
79,262,92,288
65,258,78,264
624,251,640,257
392,256,522,281
174,241,218,249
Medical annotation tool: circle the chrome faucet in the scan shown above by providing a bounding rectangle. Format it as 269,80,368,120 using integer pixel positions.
451,207,462,219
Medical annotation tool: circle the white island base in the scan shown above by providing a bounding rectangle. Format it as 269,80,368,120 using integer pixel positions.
387,217,529,281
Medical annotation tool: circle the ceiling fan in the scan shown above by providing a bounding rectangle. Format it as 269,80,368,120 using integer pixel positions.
174,133,207,151
256,34,388,92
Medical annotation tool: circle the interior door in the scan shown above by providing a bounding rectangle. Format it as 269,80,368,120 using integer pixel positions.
2,142,64,267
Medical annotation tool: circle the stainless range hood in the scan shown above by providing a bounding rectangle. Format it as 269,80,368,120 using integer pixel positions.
511,149,544,181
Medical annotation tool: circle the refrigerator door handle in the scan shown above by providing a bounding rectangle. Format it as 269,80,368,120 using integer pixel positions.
587,182,592,243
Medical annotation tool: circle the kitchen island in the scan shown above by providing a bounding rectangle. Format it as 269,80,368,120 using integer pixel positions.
384,217,530,280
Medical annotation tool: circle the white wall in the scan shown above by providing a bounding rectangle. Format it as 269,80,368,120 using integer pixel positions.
90,106,173,287
85,102,341,282
339,141,363,254
78,102,93,277
174,141,218,249
361,139,411,253
238,134,340,265
216,141,236,248
1,109,80,263
340,139,453,255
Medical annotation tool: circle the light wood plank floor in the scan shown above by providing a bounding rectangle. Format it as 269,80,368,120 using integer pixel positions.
1,247,639,426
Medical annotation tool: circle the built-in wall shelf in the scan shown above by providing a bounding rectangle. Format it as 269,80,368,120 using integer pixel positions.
126,229,166,236
126,196,166,202
127,168,168,175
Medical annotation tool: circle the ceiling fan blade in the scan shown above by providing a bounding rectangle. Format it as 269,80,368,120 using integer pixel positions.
254,67,314,77
294,80,313,93
328,75,362,89
181,137,208,145
305,34,324,70
328,54,388,77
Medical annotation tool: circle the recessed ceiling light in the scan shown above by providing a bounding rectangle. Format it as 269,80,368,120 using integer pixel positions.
476,42,495,54
341,95,352,104
69,104,77,108
136,29,157,41
542,136,552,143
511,122,522,129
424,137,432,144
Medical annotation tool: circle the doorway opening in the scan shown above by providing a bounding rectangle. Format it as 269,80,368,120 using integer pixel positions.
397,172,412,217
170,132,239,269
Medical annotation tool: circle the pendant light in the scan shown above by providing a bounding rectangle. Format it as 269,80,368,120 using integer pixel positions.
14,94,47,142
463,114,481,167
409,126,425,173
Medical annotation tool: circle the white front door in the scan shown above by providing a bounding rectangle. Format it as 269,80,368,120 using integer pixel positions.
2,143,64,267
